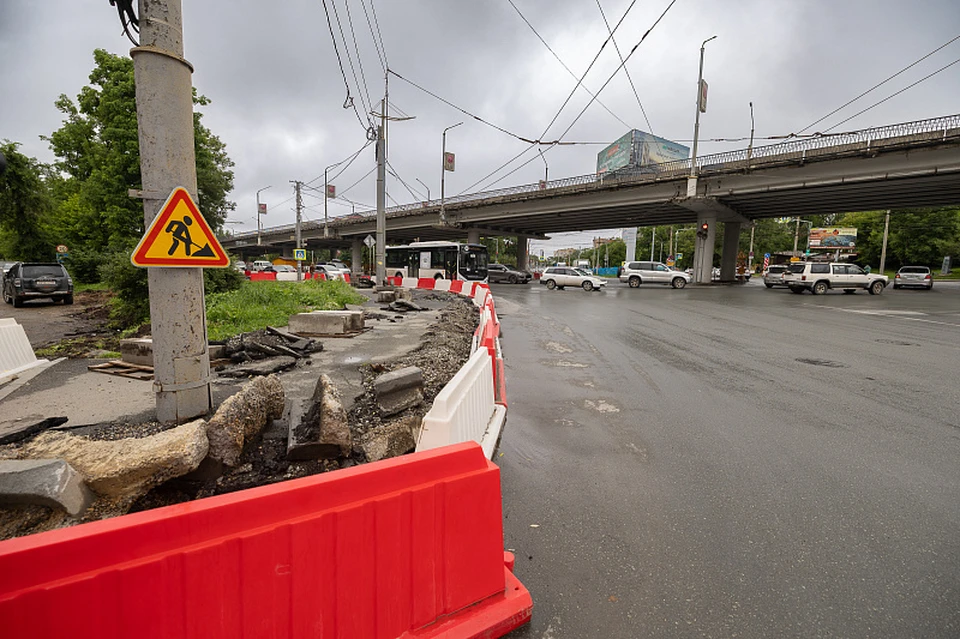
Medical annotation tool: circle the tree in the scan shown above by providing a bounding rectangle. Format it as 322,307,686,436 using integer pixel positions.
0,142,54,261
45,49,235,258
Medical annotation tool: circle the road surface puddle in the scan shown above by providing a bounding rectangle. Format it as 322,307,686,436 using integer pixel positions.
584,399,620,413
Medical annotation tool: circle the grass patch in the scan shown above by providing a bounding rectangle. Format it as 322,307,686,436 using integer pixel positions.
206,279,366,342
75,281,111,293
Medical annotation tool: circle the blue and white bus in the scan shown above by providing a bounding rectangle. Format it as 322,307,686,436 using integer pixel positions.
385,241,488,282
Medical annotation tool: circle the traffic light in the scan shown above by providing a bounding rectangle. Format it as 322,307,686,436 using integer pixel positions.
697,221,709,239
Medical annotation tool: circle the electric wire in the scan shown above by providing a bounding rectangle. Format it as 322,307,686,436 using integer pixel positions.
801,34,960,134
386,161,422,201
305,139,374,187
109,0,140,46
366,0,388,68
321,0,370,130
360,0,388,71
595,0,656,135
329,0,373,121
823,55,960,132
506,0,633,131
340,0,376,116
554,0,678,143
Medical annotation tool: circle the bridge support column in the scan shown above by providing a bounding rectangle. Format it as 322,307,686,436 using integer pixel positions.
467,228,481,245
693,213,717,284
516,236,528,272
351,239,362,278
719,222,741,282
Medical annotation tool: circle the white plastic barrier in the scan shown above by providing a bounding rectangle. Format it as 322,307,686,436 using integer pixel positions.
276,272,299,282
0,318,48,384
433,279,452,292
416,348,506,460
401,277,420,289
473,285,489,307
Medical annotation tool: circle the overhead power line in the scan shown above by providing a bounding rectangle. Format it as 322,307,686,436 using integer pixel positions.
801,33,960,134
360,0,388,71
594,0,655,134
321,0,370,131
506,0,633,131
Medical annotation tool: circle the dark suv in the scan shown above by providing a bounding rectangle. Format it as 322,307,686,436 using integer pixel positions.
2,262,74,307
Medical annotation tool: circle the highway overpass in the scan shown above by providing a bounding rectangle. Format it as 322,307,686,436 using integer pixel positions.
221,113,960,282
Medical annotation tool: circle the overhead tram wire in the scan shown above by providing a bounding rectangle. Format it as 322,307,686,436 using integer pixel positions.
554,0,679,144
340,0,377,115
305,139,374,187
386,161,423,201
360,0,387,72
366,0,388,68
823,55,960,132
473,0,678,193
595,0,657,136
329,0,374,121
506,0,633,131
321,0,371,131
800,33,960,135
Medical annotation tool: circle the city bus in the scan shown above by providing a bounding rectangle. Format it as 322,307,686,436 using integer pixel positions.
385,241,488,282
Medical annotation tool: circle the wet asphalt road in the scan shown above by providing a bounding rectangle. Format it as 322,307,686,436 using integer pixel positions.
495,279,960,638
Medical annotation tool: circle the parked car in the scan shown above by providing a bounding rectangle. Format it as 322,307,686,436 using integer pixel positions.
2,262,74,307
272,264,296,273
762,264,791,288
540,266,606,291
234,260,247,272
894,266,933,290
314,264,343,280
619,261,691,289
782,262,889,295
487,263,532,284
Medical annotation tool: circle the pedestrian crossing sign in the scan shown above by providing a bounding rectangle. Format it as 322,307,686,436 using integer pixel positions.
131,187,229,267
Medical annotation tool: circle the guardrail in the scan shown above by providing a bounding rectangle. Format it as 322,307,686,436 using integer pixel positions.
225,113,960,243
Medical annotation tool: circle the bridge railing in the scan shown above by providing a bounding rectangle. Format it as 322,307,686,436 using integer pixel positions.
226,113,960,242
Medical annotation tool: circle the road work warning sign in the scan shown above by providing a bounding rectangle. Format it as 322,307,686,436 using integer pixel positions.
131,187,229,267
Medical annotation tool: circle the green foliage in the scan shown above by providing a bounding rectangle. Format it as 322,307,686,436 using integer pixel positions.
62,247,106,284
0,141,55,260
206,280,366,342
44,49,235,261
100,244,150,327
203,264,246,294
838,208,960,269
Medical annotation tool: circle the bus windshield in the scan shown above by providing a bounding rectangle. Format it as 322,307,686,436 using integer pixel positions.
459,245,488,280
384,242,488,281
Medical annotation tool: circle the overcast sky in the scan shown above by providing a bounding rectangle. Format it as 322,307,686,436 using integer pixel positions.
2,0,959,254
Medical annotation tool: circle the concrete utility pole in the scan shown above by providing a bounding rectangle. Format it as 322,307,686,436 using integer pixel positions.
375,100,386,284
292,180,303,280
879,209,891,273
131,0,211,422
747,101,755,163
793,218,801,255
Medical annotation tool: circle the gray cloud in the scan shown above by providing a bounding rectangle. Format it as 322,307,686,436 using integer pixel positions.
3,0,958,252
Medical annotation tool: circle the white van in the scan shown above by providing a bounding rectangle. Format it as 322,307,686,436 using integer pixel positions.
251,260,272,272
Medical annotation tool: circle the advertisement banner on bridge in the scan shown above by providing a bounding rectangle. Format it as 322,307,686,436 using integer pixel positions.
808,227,857,249
597,130,690,174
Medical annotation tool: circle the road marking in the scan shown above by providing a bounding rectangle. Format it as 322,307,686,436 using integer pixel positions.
810,305,960,328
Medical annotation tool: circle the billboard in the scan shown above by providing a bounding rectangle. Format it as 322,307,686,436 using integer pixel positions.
808,227,857,249
597,130,690,174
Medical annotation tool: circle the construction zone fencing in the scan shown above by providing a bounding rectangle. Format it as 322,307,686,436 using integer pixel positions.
0,443,531,638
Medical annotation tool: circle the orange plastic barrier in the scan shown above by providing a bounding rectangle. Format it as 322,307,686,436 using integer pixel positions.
417,277,436,289
0,443,531,639
343,273,351,284
448,280,464,294
248,271,277,281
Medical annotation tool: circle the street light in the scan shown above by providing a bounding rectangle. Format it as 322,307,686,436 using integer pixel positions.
747,101,756,163
790,218,813,256
415,177,431,203
256,185,272,246
440,122,463,226
539,148,549,186
689,35,717,185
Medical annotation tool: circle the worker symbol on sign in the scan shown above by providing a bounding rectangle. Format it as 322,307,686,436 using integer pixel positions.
164,215,215,257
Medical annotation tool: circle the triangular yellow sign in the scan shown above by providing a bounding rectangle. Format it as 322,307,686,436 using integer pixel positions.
131,187,229,268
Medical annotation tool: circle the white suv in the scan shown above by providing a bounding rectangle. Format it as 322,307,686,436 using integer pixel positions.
619,261,691,289
540,266,606,291
782,262,889,295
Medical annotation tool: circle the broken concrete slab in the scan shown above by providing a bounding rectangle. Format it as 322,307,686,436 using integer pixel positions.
288,310,364,336
0,459,93,517
206,375,285,466
287,374,351,461
386,299,425,313
119,338,154,367
218,356,298,378
374,366,424,417
0,416,68,446
376,290,397,303
20,419,209,500
361,416,419,462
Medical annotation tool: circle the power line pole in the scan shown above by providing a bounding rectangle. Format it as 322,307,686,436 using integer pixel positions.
879,209,891,273
131,0,211,422
292,180,303,280
376,99,386,284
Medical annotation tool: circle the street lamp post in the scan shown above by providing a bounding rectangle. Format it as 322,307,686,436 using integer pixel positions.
415,178,430,203
440,122,463,226
689,35,717,194
747,101,756,163
791,218,813,256
539,149,549,185
256,185,272,247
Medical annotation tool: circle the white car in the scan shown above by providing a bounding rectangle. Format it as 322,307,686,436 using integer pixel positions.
619,261,691,289
539,266,607,292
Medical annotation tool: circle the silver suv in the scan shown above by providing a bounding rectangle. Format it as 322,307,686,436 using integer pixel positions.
619,261,691,289
782,262,889,295
540,266,606,291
